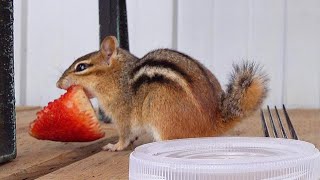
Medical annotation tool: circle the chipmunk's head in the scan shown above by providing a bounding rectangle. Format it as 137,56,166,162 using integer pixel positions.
57,36,130,98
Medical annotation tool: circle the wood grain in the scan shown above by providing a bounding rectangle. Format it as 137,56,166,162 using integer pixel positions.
0,108,118,180
0,108,318,180
38,151,131,180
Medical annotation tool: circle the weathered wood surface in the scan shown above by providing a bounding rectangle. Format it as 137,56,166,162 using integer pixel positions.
227,109,320,148
38,150,131,180
0,108,118,180
0,108,319,180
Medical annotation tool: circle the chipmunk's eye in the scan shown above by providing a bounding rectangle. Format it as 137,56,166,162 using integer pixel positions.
75,63,90,72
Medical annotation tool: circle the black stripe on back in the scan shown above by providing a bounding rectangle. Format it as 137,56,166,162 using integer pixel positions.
132,74,173,93
131,60,192,82
164,49,216,91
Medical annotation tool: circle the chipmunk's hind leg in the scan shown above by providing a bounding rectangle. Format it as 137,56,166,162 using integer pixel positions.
144,86,215,141
102,120,131,151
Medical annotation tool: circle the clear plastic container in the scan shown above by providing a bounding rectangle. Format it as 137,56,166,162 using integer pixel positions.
129,137,320,180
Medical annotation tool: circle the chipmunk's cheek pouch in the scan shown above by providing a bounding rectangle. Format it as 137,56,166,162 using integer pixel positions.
83,88,95,99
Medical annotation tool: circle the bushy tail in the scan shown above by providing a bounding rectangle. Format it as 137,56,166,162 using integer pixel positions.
220,62,268,122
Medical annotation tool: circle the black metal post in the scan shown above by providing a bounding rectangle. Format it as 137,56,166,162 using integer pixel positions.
0,0,17,163
98,0,129,123
99,0,129,50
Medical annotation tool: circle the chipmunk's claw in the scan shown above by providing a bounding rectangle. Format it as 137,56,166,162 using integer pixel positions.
102,140,130,152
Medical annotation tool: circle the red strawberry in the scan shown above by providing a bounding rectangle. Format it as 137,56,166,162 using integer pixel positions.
29,85,105,142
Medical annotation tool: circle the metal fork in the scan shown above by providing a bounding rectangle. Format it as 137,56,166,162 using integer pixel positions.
260,104,298,140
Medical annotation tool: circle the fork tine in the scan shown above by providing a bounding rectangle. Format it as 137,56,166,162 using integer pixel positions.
260,109,269,137
267,106,278,138
282,104,298,140
274,106,287,138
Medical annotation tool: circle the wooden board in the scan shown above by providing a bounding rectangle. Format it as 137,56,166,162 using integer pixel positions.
227,109,320,148
37,151,131,180
38,109,320,179
0,108,319,180
0,108,118,180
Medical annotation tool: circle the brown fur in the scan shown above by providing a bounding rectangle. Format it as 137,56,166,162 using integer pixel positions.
220,62,268,121
57,36,268,151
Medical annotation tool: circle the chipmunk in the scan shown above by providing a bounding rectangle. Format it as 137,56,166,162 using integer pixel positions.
57,36,268,151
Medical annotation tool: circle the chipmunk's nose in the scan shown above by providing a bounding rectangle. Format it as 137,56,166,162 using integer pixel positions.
56,80,62,89
56,78,70,90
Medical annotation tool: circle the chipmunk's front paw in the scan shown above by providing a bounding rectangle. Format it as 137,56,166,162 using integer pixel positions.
102,141,129,152
102,143,118,151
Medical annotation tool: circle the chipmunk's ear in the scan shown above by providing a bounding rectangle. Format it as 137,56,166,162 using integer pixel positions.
100,36,119,64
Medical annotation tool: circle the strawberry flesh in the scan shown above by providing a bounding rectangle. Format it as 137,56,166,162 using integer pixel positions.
29,85,105,142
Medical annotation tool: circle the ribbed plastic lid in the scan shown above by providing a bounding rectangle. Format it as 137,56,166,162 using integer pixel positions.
129,137,320,180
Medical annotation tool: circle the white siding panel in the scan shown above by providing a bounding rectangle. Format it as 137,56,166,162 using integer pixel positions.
127,0,174,57
26,0,99,106
212,0,250,88
250,0,285,106
12,0,320,108
178,0,252,89
177,0,215,70
285,0,320,108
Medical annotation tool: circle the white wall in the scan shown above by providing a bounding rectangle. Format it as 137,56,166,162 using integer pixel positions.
14,0,99,106
14,0,320,108
127,0,320,109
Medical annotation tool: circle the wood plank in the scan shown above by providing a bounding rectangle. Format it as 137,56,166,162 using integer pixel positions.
37,109,320,179
226,109,320,148
37,151,131,180
0,109,118,180
281,109,320,148
1,108,318,179
16,106,41,112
